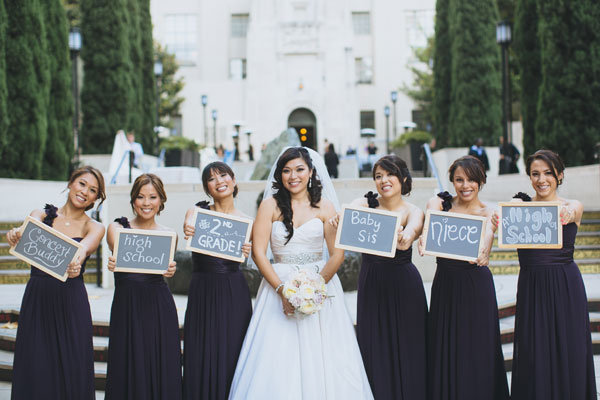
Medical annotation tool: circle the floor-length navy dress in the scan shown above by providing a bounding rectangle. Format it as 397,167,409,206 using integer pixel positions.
511,210,596,399
356,193,427,400
11,204,95,400
105,217,182,400
427,193,509,400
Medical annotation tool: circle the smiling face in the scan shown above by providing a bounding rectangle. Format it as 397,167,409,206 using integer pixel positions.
281,157,312,194
374,165,402,198
206,168,236,199
133,183,162,219
67,173,99,210
529,159,561,199
451,166,480,202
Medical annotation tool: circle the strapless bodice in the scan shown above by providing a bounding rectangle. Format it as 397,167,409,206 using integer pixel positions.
518,222,577,266
271,218,324,262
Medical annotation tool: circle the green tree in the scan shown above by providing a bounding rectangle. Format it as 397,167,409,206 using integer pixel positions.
138,0,156,153
154,42,185,129
0,0,8,153
62,0,80,28
80,0,133,154
447,0,502,147
0,0,50,179
534,0,600,166
432,0,452,147
513,0,540,158
403,37,434,131
41,0,73,180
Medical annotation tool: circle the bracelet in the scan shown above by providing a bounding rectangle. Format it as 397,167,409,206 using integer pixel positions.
275,283,284,294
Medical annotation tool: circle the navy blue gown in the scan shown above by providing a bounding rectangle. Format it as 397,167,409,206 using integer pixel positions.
356,193,427,400
427,193,509,400
11,204,94,400
511,221,596,399
182,201,252,400
105,217,182,400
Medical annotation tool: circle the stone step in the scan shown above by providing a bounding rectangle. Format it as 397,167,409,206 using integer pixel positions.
583,211,600,220
0,243,9,256
489,245,600,261
489,258,600,275
0,231,8,244
580,221,600,232
0,254,99,269
0,223,21,231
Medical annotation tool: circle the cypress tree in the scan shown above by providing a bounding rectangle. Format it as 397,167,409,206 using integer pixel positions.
432,0,452,147
513,0,540,158
535,0,600,166
41,0,73,180
125,0,142,147
0,0,50,179
447,0,502,147
0,0,8,153
139,0,156,154
80,0,133,154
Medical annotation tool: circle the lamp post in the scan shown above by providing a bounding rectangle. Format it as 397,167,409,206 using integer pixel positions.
232,123,241,161
496,21,512,146
154,60,163,154
212,110,218,149
245,130,254,161
384,105,391,154
201,95,208,145
390,91,398,139
69,28,82,162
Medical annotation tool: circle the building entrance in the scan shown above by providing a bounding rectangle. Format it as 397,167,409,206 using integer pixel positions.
287,108,317,150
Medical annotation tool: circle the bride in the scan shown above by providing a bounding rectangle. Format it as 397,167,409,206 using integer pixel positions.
229,147,373,399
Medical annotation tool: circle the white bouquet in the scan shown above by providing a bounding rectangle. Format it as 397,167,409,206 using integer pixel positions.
282,267,330,316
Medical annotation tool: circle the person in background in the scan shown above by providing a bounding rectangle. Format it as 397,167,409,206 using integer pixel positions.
324,143,340,179
498,136,520,174
126,130,144,169
468,138,490,171
367,141,378,155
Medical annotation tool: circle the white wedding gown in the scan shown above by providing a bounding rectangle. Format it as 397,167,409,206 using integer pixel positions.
229,218,373,399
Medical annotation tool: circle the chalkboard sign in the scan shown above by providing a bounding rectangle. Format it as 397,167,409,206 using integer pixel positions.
422,210,487,262
334,205,401,257
186,208,253,262
498,201,562,248
113,228,177,274
9,216,83,282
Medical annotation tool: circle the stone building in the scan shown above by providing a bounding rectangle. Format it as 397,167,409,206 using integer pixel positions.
151,0,434,158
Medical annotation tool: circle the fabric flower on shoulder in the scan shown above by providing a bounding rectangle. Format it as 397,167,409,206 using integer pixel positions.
512,192,532,202
43,204,58,226
114,217,131,229
196,200,210,210
364,191,379,208
436,191,453,212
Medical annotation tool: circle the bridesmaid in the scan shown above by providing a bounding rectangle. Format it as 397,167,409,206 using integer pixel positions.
332,155,427,400
495,149,596,399
105,173,181,400
418,155,509,400
182,162,252,400
7,166,106,399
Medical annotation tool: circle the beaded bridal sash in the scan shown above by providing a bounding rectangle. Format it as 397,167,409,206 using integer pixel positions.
273,253,323,265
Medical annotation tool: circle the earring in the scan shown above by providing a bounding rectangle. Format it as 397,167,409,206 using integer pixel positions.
308,177,312,189
558,178,563,185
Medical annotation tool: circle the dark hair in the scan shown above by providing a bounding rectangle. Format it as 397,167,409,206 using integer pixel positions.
526,149,565,185
201,161,238,197
130,173,167,215
448,155,487,189
327,143,335,153
68,165,106,211
272,147,322,243
372,155,412,195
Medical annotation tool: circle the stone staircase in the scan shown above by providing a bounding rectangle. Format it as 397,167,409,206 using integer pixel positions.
489,210,600,275
0,222,101,285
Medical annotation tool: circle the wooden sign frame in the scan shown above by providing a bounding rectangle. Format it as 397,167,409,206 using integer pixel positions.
185,207,253,262
334,204,402,258
113,228,177,274
422,210,488,262
9,216,83,282
498,201,562,249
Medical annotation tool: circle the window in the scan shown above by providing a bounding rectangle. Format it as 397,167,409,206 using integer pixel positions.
405,9,435,48
355,57,373,84
165,14,197,63
352,12,371,35
229,58,247,80
231,14,249,38
360,111,375,130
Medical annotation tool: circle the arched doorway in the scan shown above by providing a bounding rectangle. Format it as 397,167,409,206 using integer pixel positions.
287,108,317,150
